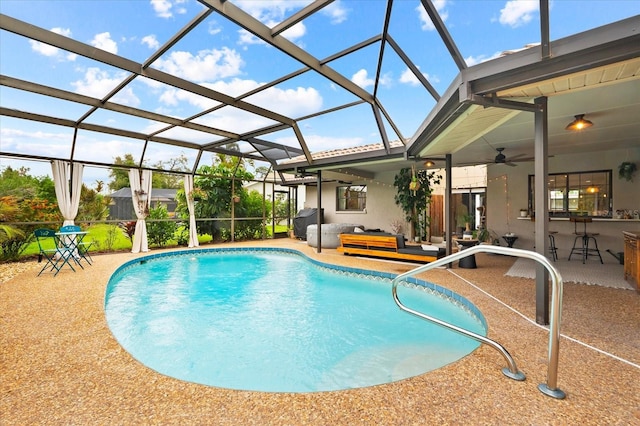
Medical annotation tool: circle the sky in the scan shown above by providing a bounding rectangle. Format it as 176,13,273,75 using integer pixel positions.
1,0,639,190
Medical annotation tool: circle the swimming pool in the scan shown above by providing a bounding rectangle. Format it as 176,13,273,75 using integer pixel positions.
105,248,486,392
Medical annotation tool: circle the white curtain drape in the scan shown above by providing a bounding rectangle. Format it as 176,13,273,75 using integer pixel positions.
51,160,84,227
184,175,199,248
129,169,152,253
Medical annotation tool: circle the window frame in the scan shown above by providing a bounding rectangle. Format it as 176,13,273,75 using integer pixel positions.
336,185,367,212
528,169,612,218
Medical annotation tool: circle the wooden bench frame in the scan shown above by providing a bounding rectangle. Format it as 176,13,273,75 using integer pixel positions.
336,233,440,263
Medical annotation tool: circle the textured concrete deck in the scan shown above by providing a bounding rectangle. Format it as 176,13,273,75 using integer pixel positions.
2,239,639,425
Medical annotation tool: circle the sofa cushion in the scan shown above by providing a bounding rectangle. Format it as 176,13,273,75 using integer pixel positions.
398,247,446,257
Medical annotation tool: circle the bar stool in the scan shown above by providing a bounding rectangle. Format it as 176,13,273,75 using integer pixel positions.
568,217,603,264
548,231,558,261
531,215,559,261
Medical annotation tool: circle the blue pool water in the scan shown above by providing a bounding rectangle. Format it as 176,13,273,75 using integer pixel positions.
105,249,486,392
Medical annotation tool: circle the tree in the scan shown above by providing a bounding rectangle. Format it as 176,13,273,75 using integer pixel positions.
108,154,137,191
151,155,190,189
393,167,441,240
108,154,190,192
77,184,110,222
0,195,62,261
0,166,56,203
173,151,255,240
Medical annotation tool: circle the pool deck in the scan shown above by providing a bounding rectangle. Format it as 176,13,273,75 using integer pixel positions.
2,239,639,425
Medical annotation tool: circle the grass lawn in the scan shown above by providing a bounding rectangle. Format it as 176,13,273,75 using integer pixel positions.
19,223,285,260
21,224,133,257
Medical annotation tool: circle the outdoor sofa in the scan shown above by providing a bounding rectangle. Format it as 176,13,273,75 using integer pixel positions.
337,231,446,263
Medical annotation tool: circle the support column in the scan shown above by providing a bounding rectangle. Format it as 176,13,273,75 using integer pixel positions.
534,96,550,325
445,154,453,266
316,170,322,253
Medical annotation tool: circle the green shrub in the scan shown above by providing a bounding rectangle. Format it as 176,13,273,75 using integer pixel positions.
175,224,190,246
147,203,177,248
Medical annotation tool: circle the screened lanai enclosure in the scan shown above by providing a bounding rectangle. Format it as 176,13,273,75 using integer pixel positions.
1,2,639,251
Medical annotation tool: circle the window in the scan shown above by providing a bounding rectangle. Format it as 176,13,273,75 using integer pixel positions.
528,170,612,217
337,185,366,211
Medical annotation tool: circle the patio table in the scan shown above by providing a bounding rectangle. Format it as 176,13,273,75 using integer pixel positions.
453,238,479,269
55,230,88,268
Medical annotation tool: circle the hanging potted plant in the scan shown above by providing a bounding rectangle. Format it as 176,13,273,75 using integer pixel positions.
408,165,420,194
134,189,149,215
232,194,241,203
189,187,207,202
618,161,637,182
134,189,148,202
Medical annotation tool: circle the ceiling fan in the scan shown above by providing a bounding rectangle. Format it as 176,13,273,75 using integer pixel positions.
487,147,533,167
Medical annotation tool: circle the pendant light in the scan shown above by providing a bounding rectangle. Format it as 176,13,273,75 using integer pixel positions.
565,114,593,131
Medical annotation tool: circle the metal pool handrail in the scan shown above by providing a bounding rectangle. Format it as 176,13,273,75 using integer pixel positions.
391,244,566,399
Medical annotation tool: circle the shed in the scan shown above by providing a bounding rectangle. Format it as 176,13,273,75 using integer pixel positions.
108,188,178,220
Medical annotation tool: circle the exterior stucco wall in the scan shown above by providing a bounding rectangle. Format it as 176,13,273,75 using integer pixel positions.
486,147,640,254
302,166,488,237
303,170,408,233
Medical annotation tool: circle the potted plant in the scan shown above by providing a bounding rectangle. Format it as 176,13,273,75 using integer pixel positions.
189,187,207,202
134,189,148,201
393,167,442,241
477,228,490,244
618,161,637,182
462,214,474,232
389,219,403,235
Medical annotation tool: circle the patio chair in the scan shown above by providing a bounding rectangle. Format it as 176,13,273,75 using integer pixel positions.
34,228,75,276
59,225,93,265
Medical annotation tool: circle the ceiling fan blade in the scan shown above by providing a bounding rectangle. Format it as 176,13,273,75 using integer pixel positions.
487,161,516,167
509,153,528,160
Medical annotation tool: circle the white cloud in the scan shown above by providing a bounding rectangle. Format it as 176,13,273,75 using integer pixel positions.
400,68,421,86
71,67,140,106
29,27,77,61
200,109,276,134
157,78,322,119
90,32,118,54
499,0,538,28
237,29,265,47
351,69,374,89
465,51,502,66
158,87,220,110
234,0,313,23
73,136,144,164
280,21,307,42
247,85,322,117
142,35,160,50
277,134,364,152
378,72,393,88
151,0,173,18
416,0,449,31
232,1,338,44
154,48,244,82
322,0,349,24
208,21,222,36
0,128,72,157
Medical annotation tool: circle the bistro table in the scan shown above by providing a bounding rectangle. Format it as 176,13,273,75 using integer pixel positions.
55,230,88,268
453,238,479,269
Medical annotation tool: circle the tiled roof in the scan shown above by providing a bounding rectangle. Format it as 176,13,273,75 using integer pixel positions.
284,140,406,164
